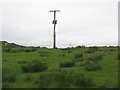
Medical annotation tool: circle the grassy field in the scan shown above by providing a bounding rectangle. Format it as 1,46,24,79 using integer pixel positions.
2,41,118,88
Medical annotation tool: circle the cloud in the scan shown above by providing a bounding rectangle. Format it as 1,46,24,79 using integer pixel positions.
1,1,118,47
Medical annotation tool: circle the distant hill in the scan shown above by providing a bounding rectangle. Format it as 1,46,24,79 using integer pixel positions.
1,41,25,48
0,41,118,49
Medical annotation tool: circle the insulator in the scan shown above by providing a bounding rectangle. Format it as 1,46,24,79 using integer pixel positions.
52,20,57,24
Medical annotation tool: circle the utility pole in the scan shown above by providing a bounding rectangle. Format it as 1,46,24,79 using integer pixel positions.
50,10,60,48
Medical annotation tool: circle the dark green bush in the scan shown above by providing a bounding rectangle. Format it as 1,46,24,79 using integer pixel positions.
85,47,98,53
87,53,104,62
59,61,75,67
21,60,47,73
75,53,83,61
75,45,86,48
9,48,18,52
67,50,72,53
118,53,120,60
61,48,67,51
21,65,30,72
2,47,37,53
108,48,117,51
39,51,51,57
2,82,12,88
2,68,16,83
17,60,27,64
35,69,72,88
35,69,94,88
59,54,65,57
7,48,24,52
83,61,101,71
2,48,11,52
24,74,32,81
24,48,36,52
73,73,93,87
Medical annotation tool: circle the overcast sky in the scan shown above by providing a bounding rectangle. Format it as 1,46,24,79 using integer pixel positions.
0,0,118,48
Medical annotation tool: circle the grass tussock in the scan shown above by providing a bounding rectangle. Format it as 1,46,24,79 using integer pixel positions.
2,68,16,83
35,69,94,88
59,61,75,67
83,61,101,71
21,60,47,73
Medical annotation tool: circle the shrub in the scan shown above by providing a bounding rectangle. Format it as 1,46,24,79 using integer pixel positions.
2,47,37,53
24,74,32,81
75,45,86,48
9,48,18,52
8,48,24,52
21,65,30,72
73,73,93,87
35,69,94,88
2,82,12,88
24,48,36,52
59,61,75,67
75,53,83,61
35,69,72,88
67,50,72,53
61,48,67,50
85,47,98,53
118,53,120,60
17,61,27,64
59,54,65,57
39,51,49,57
83,61,101,71
21,60,47,73
2,68,16,83
79,60,88,66
87,53,104,62
2,48,11,52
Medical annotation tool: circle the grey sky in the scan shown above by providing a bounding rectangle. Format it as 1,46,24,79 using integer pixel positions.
0,0,118,48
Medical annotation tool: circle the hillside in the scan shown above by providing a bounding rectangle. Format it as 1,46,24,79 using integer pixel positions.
1,41,25,48
2,41,118,88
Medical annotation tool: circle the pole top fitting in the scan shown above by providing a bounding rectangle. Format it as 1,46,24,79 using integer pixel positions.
50,10,60,12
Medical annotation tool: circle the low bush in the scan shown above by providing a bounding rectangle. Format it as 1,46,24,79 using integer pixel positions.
2,82,12,88
6,48,24,53
79,60,87,66
35,69,94,88
59,54,65,57
2,48,11,52
2,68,16,83
75,53,83,61
24,48,36,52
17,61,27,64
108,48,117,51
35,69,72,88
75,45,86,48
73,73,94,87
85,47,98,53
59,61,75,67
83,61,101,71
24,74,32,81
2,47,37,53
118,53,120,60
21,65,29,72
87,53,104,62
67,50,72,53
39,51,50,57
21,60,47,73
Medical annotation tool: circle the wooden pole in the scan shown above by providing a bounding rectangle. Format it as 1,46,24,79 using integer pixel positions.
50,10,60,48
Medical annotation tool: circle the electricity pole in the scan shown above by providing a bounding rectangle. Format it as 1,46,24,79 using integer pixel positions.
50,10,60,48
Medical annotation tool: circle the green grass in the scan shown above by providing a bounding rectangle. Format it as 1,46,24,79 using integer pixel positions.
2,47,118,88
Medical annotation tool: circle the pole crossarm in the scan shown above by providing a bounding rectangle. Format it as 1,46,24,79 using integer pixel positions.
50,10,60,12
